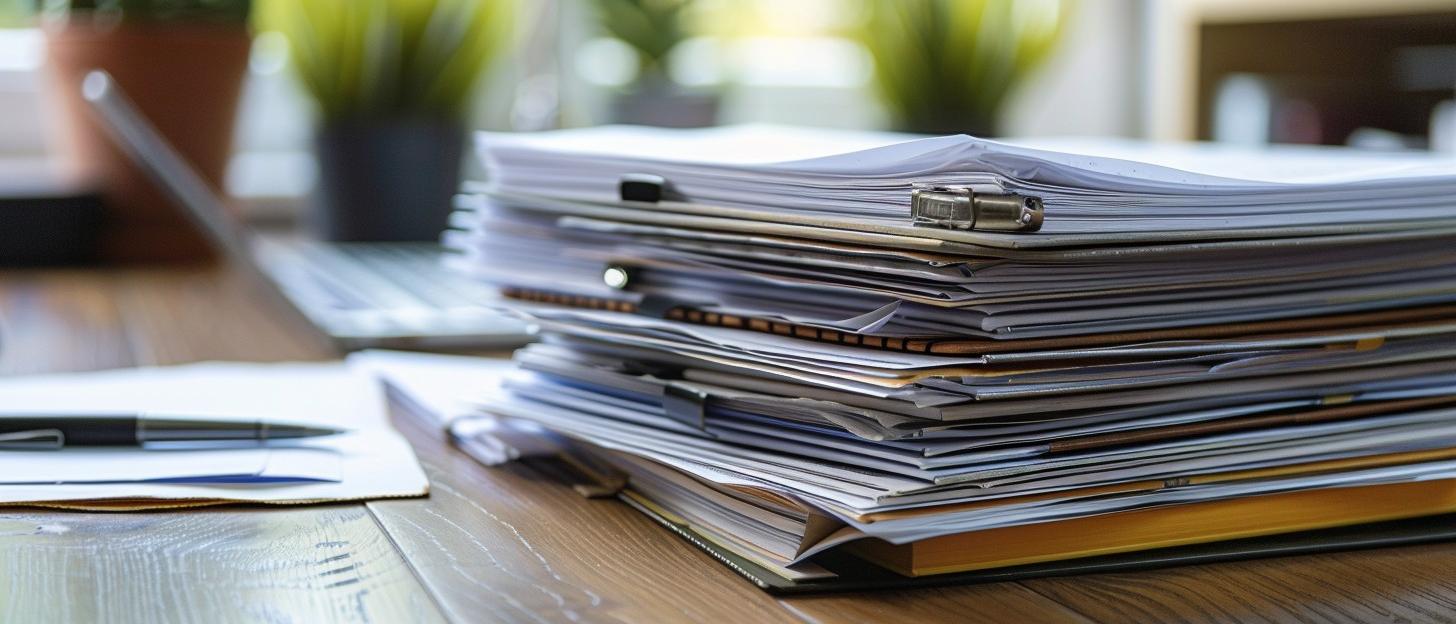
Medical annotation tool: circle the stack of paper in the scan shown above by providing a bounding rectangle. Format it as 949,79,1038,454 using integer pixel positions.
444,125,1456,587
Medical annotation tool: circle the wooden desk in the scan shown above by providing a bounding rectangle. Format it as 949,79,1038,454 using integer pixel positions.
4,268,1456,623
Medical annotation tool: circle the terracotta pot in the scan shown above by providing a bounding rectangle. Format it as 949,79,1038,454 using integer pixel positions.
44,21,251,263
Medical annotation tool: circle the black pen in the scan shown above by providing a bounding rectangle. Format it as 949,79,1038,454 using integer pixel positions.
0,414,345,449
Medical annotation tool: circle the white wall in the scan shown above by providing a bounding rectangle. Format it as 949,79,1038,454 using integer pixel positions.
551,0,1148,138
0,29,50,157
999,0,1142,138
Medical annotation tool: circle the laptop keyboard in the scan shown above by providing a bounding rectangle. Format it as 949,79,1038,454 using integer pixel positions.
254,238,528,344
331,244,493,309
298,243,495,311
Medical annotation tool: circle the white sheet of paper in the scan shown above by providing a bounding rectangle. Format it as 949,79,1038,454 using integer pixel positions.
0,446,341,484
347,349,516,427
475,124,1456,239
0,362,428,506
348,350,564,465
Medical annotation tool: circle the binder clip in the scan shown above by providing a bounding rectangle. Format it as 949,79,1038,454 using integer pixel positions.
662,382,710,430
620,173,671,203
910,186,1044,232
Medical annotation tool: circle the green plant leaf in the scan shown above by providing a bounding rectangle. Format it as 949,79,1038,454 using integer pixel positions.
588,0,691,73
858,0,1066,135
254,0,515,120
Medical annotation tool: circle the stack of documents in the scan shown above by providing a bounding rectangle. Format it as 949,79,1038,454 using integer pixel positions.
444,125,1456,589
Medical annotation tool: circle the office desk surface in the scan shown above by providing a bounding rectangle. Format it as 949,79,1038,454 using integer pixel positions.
4,268,1456,623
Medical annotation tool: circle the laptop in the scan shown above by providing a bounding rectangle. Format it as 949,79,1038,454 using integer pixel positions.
80,69,531,350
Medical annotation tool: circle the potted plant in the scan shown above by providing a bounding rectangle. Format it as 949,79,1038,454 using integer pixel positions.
591,0,718,128
38,0,253,262
859,0,1065,136
255,0,515,242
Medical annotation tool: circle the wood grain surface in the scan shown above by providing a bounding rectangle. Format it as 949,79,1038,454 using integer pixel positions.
0,506,447,624
3,267,1455,623
0,270,134,374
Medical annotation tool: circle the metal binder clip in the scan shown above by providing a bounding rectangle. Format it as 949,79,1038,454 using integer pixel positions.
910,186,1044,232
0,428,64,450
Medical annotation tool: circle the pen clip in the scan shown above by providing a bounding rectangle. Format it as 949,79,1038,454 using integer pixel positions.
0,428,65,450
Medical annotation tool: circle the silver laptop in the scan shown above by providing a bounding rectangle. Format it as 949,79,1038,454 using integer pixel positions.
81,69,530,350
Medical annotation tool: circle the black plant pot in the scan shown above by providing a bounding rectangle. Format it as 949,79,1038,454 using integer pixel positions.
312,120,464,242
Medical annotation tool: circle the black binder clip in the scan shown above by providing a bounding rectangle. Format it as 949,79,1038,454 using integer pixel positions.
619,360,684,379
620,173,672,203
662,382,710,431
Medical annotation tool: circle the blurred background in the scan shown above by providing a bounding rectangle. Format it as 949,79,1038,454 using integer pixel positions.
1,0,1454,263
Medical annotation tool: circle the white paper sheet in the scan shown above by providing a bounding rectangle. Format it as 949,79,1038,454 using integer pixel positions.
0,362,428,506
348,350,564,465
475,124,1456,238
0,447,341,484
